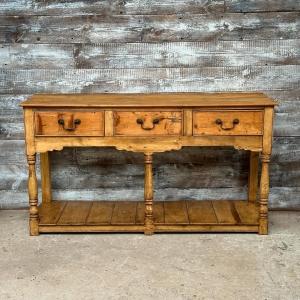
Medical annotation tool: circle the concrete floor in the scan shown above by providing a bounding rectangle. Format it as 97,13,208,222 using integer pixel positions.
0,210,299,300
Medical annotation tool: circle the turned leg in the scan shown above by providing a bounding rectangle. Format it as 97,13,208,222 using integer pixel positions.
27,154,39,236
259,154,270,235
144,153,154,235
40,152,52,203
248,151,259,203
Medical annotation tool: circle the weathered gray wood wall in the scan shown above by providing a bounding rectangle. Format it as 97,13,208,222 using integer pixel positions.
0,0,299,209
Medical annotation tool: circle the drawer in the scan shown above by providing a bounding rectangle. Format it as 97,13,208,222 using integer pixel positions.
113,111,182,136
193,110,263,136
35,111,104,136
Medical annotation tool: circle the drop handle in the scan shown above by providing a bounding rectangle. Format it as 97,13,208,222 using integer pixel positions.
58,118,81,131
215,118,239,130
136,117,161,130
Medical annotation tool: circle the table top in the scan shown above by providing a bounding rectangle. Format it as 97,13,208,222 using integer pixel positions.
21,92,277,108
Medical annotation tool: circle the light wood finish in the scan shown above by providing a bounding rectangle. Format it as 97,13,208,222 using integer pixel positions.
40,152,52,203
183,110,193,136
34,135,263,153
57,201,91,225
164,201,189,224
27,154,39,235
144,153,154,235
114,111,182,136
104,110,114,136
136,202,165,225
248,151,259,203
259,107,274,234
23,108,39,235
38,200,259,233
193,110,264,136
234,201,259,225
259,154,270,234
187,201,218,224
21,93,276,108
39,201,66,225
38,225,258,233
35,111,104,136
86,201,115,224
111,201,137,225
21,93,276,235
212,200,241,224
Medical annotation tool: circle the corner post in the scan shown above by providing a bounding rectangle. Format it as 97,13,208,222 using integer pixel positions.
27,154,39,236
259,107,274,235
259,154,270,234
144,153,154,235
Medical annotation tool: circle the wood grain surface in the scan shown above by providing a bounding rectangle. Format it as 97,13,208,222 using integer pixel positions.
1,40,299,69
1,13,299,43
0,1,299,209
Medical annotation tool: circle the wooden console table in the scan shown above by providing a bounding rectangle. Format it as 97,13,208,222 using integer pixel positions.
21,93,276,236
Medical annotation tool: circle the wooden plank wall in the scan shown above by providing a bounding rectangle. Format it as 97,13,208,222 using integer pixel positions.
0,0,299,209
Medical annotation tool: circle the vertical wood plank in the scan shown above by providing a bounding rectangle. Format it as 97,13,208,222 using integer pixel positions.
248,151,259,203
39,201,66,225
86,201,115,224
234,201,259,225
111,201,137,224
212,200,240,224
57,201,91,225
40,152,52,203
164,201,189,224
184,109,193,136
136,202,144,224
104,110,114,136
187,200,217,224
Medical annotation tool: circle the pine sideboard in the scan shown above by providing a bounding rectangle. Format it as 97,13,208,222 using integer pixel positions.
21,93,277,236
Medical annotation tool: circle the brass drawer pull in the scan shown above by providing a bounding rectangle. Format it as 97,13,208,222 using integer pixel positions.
58,118,81,131
215,118,239,130
136,117,161,130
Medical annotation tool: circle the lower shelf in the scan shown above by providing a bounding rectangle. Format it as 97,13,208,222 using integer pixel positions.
38,200,259,233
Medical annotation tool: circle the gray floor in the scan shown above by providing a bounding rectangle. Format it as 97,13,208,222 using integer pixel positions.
0,210,299,300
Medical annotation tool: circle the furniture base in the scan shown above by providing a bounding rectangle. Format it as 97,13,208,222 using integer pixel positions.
38,200,259,234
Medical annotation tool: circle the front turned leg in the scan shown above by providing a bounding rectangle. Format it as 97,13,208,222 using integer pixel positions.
144,153,154,235
259,154,270,235
27,154,39,236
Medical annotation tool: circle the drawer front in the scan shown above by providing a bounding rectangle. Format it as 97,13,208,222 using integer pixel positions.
113,111,182,136
35,111,104,136
193,111,263,136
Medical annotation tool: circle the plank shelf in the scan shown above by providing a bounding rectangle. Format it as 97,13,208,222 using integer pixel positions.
38,200,259,233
